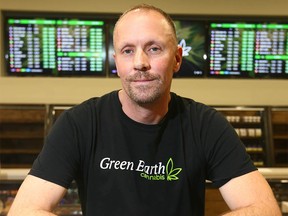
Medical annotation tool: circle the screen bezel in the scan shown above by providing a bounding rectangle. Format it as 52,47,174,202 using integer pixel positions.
2,12,288,79
205,15,288,79
2,11,112,77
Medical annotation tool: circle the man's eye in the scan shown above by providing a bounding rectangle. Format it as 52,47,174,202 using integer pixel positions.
123,49,133,55
149,47,160,53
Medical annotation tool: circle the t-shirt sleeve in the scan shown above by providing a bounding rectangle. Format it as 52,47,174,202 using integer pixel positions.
29,110,81,189
202,108,257,188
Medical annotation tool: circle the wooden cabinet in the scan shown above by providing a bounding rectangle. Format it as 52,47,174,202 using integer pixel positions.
0,105,46,168
46,105,73,134
205,187,229,216
270,108,288,166
0,104,74,168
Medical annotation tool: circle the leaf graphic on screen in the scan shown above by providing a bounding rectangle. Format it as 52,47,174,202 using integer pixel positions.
179,39,192,57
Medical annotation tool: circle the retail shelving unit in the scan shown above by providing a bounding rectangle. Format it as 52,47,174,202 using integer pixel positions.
1,104,287,215
215,107,271,167
0,105,47,168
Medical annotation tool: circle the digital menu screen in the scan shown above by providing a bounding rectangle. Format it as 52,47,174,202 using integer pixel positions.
209,22,288,78
4,12,288,79
5,15,106,76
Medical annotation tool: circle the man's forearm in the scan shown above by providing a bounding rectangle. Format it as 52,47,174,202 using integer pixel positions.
221,204,282,216
8,208,57,216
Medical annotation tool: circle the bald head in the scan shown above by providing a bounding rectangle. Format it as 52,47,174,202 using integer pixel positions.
113,4,178,48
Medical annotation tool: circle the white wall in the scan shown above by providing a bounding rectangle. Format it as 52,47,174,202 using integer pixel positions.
1,0,288,106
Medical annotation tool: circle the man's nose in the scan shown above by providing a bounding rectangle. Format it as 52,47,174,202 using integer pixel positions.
133,50,150,71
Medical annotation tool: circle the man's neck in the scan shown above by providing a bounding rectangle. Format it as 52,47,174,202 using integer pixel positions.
118,90,170,125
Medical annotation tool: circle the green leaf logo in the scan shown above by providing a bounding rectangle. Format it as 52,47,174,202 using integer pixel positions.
166,158,182,181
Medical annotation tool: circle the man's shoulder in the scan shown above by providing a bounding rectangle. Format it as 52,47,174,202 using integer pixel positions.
171,92,214,112
72,91,117,109
64,91,118,117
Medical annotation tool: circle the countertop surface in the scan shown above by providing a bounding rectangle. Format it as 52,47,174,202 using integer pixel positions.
1,168,288,181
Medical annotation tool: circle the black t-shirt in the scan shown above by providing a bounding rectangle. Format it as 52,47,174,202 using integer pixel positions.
30,91,256,216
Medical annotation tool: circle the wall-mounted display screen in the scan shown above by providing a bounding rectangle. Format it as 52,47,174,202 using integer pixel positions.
208,22,288,78
2,12,288,79
4,12,106,76
174,20,207,77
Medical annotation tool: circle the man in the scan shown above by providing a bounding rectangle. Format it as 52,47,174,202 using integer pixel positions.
8,4,281,216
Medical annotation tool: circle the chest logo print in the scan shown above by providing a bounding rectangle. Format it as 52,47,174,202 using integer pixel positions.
166,158,182,181
99,157,182,181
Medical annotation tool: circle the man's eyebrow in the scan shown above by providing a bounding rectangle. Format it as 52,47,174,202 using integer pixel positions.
145,40,161,46
115,38,167,53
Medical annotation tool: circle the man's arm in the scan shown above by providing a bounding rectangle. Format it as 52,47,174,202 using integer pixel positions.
8,175,67,216
219,170,281,216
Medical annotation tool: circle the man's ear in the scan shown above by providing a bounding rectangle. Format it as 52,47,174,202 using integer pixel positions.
173,45,183,73
113,53,120,77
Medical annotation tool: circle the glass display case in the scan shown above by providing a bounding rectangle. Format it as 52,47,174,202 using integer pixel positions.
215,107,271,167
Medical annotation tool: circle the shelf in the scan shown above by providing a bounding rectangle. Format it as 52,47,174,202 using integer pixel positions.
0,149,41,154
0,108,46,123
272,112,288,124
254,161,264,166
0,164,33,169
273,135,288,139
275,150,288,154
0,134,44,139
246,149,264,153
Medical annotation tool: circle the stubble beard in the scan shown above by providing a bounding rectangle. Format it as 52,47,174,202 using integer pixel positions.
124,73,163,105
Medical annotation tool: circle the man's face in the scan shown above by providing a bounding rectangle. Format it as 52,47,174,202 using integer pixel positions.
113,10,182,105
